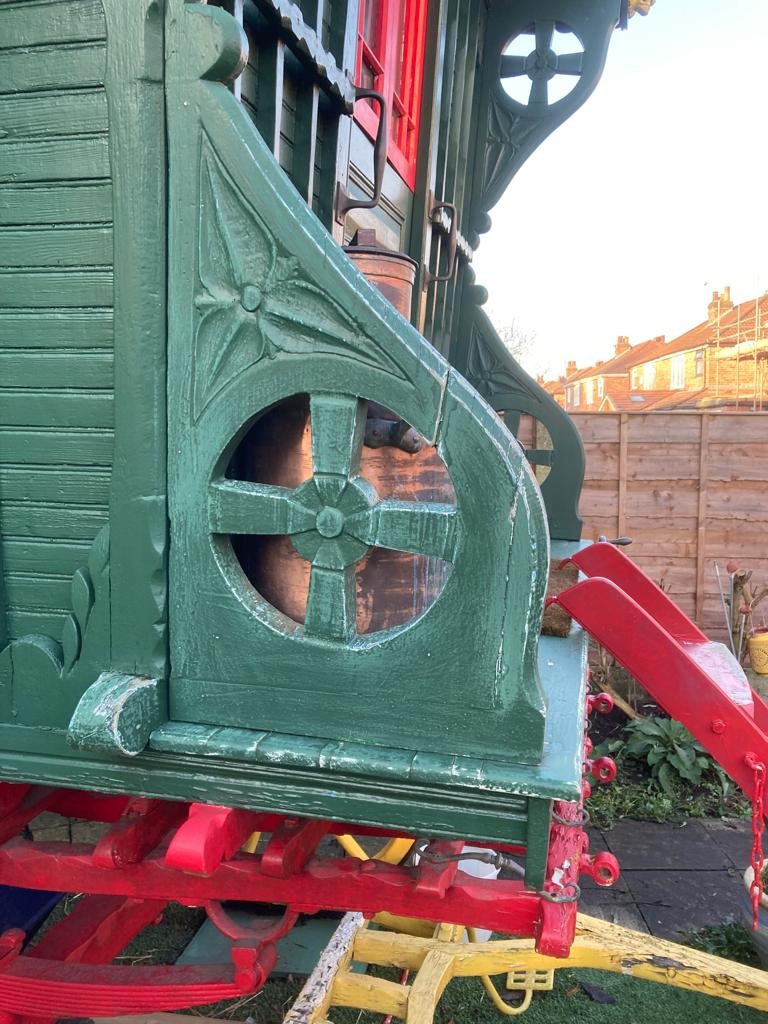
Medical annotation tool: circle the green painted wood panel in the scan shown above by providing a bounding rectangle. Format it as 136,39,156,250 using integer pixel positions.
0,89,108,139
0,727,537,847
0,185,113,226
0,352,113,387
3,574,72,611
0,428,113,464
0,504,108,540
0,228,113,268
0,468,111,504
0,0,105,48
0,1,114,647
0,136,110,184
0,312,113,347
0,393,113,428
2,540,92,577
5,610,68,637
0,271,113,308
0,43,105,94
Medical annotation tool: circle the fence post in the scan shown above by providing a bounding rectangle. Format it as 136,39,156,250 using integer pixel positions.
695,412,710,624
618,413,628,538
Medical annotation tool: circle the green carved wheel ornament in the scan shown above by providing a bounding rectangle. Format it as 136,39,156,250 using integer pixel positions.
500,20,585,111
209,393,457,642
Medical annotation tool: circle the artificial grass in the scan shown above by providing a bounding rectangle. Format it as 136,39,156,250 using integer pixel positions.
186,963,767,1022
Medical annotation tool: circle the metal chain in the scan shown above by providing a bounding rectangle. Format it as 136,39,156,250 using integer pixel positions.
538,882,581,904
749,758,766,931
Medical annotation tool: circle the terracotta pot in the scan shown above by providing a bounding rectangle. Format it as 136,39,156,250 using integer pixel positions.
343,246,417,320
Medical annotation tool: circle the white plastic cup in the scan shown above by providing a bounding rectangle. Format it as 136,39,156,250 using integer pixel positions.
458,845,500,942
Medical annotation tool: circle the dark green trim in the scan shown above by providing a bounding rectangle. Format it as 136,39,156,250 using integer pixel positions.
103,0,169,678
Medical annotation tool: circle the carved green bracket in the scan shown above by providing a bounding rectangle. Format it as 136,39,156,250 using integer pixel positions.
447,0,620,538
0,526,111,727
68,672,162,756
458,299,584,541
467,0,621,242
165,0,550,768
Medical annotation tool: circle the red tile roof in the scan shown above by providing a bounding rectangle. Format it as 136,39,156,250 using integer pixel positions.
566,294,768,384
599,389,674,411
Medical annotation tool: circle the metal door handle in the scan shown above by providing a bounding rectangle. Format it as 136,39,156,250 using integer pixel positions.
425,200,458,285
336,87,389,219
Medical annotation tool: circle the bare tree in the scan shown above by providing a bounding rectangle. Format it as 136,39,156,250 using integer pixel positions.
497,319,536,363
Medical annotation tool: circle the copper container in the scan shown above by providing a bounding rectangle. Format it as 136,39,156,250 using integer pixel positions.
231,247,453,633
344,245,417,320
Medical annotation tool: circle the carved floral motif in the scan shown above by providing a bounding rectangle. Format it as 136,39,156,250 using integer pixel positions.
466,323,542,410
193,141,405,418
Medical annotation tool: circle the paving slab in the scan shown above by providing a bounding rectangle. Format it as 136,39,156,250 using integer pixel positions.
585,827,609,853
602,818,730,871
579,867,647,936
701,818,752,870
622,868,746,940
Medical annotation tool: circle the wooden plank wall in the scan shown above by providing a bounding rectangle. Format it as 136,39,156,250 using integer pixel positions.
565,412,768,642
0,0,113,643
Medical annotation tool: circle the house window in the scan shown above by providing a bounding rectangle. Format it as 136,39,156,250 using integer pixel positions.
355,0,428,188
597,377,604,400
571,384,580,408
643,362,656,389
671,354,685,389
695,348,705,377
585,379,594,405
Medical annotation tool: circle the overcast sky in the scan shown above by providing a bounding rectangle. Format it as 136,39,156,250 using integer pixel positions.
473,0,768,379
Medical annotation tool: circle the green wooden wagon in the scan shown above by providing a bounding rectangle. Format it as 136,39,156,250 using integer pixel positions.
0,0,655,1013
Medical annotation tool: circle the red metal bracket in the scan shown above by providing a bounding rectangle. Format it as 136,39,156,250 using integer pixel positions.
414,840,466,897
579,851,620,887
165,803,267,875
260,817,330,878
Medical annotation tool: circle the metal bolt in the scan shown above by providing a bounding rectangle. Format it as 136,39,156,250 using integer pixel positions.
711,719,726,735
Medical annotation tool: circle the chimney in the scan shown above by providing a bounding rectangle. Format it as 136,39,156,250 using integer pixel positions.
566,360,577,376
708,286,734,323
614,335,630,356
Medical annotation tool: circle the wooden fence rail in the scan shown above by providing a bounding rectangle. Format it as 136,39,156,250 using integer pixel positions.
523,412,768,643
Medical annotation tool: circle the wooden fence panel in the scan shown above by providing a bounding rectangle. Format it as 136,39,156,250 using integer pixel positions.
568,412,768,643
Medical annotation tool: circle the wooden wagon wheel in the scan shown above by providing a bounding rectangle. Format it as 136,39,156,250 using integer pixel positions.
499,20,585,112
209,392,458,642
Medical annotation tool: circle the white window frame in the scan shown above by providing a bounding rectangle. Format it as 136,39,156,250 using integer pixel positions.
671,354,685,389
643,362,656,389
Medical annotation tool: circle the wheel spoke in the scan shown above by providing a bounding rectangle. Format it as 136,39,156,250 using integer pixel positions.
310,393,366,479
304,564,356,641
535,20,554,55
347,501,458,562
209,480,314,535
499,54,528,78
529,76,548,107
557,51,583,75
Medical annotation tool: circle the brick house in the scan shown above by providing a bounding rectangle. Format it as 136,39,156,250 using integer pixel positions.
555,287,768,413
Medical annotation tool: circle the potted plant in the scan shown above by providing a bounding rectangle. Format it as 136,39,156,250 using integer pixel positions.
742,865,768,966
716,560,768,669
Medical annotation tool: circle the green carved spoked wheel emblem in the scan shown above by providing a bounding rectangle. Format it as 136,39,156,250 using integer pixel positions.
208,393,459,643
500,21,584,111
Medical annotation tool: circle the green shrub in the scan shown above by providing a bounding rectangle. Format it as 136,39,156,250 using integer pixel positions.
623,717,718,795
